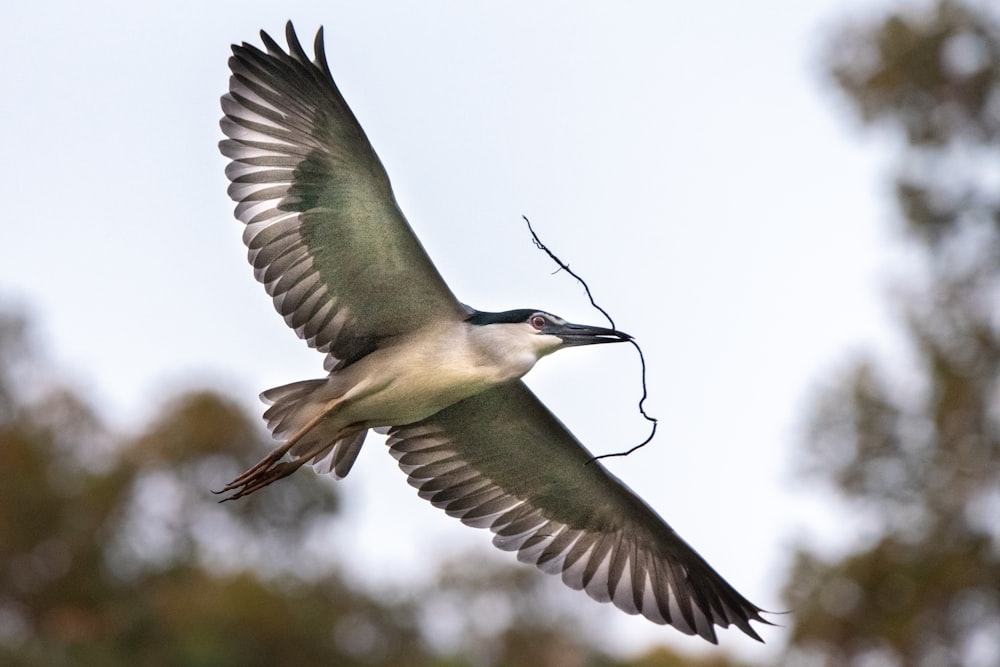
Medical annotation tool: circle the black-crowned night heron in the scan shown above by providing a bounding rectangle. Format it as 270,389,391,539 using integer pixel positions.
218,23,770,643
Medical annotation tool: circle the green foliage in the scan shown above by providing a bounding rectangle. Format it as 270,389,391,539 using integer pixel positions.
830,0,1000,146
0,322,427,666
784,1,1000,664
829,0,1000,248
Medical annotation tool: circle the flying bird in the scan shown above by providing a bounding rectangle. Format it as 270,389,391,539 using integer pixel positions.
218,22,770,643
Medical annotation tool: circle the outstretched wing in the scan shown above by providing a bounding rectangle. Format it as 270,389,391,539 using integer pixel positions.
386,382,771,643
220,23,467,368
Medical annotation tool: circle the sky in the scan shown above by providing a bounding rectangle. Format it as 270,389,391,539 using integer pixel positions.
3,0,904,661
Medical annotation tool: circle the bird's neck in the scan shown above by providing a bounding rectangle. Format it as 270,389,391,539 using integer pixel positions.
464,323,551,384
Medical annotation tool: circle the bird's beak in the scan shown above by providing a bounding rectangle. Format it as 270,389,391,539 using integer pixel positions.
552,321,632,347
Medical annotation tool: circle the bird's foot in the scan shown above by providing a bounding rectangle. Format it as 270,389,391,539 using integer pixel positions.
214,457,307,501
220,445,294,489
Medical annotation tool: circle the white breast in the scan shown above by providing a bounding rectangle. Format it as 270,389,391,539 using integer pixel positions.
330,321,550,429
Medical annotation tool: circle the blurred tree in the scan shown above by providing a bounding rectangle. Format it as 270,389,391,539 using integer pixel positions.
0,307,751,666
0,311,430,666
782,2,1000,665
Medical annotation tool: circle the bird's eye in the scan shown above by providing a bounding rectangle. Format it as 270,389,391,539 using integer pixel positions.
530,315,547,330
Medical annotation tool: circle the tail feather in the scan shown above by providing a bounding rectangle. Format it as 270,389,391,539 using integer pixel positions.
261,380,326,439
312,428,367,479
260,379,367,479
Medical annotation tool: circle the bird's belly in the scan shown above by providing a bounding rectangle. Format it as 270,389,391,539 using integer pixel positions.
334,345,513,428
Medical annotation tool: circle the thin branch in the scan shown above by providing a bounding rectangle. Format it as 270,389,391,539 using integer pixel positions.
522,215,658,463
523,216,617,329
587,339,657,464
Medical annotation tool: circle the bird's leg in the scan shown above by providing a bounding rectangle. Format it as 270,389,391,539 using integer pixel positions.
215,396,345,499
220,430,359,501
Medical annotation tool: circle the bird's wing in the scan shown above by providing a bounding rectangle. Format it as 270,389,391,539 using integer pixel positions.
386,382,770,643
220,23,467,368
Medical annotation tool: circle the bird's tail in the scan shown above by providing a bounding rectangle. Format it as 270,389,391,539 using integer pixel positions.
261,380,367,480
217,378,369,500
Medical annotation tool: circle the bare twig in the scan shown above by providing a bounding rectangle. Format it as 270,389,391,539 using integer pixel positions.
522,215,658,463
523,216,617,328
588,339,657,463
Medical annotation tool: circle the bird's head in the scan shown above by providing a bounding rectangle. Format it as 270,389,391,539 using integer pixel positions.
466,309,631,362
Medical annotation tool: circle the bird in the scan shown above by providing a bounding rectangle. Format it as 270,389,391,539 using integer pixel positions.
218,22,771,643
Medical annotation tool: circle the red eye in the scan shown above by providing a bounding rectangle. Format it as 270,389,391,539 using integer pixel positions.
530,315,547,330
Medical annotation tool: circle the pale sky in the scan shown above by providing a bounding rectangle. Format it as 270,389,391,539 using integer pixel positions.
3,0,901,661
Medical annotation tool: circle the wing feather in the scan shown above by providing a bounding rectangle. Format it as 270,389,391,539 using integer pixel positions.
386,382,771,643
220,23,466,367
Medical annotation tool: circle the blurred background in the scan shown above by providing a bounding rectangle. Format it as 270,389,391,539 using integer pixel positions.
2,0,999,665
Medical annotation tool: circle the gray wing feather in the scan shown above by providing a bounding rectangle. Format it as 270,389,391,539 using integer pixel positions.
386,382,771,643
220,23,467,368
